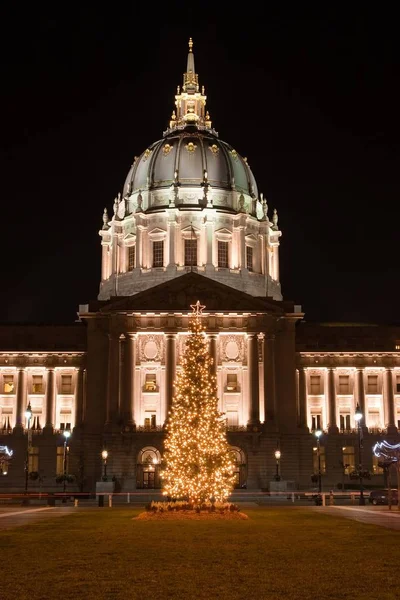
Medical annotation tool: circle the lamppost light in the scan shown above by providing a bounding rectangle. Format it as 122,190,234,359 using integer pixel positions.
354,403,363,421
25,403,32,420
315,429,323,439
101,450,108,461
274,450,281,460
63,430,71,439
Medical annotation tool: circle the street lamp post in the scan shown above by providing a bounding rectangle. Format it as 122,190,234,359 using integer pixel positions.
101,450,108,481
315,430,323,497
354,403,365,506
274,449,281,482
24,402,32,502
62,430,71,502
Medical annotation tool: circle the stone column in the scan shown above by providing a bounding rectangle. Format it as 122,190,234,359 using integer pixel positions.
136,226,142,269
263,334,276,425
165,334,176,422
106,334,120,425
45,368,55,429
356,368,365,416
240,226,246,269
101,244,108,280
247,333,260,426
209,334,218,378
298,367,307,428
15,368,26,429
74,367,84,427
167,220,176,267
384,368,396,433
205,220,214,267
124,334,136,426
328,368,338,432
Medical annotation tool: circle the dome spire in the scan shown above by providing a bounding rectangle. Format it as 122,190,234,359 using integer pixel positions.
168,38,212,132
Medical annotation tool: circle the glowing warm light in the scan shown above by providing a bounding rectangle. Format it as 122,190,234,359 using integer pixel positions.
25,402,32,420
315,430,322,438
101,450,108,461
63,430,71,439
161,301,236,504
354,403,363,422
275,450,281,460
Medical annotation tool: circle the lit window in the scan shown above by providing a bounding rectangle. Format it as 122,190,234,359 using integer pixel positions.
32,376,43,394
144,413,157,428
145,374,157,392
217,241,228,268
341,446,355,474
184,239,197,266
61,375,72,394
310,376,321,395
311,414,322,431
3,375,14,394
368,411,380,428
226,374,238,391
153,241,164,267
372,454,384,474
338,376,349,394
367,375,378,394
28,447,39,473
128,246,135,271
246,246,253,272
60,412,72,431
339,414,351,431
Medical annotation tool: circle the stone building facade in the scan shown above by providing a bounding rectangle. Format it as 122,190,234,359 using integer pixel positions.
1,41,399,494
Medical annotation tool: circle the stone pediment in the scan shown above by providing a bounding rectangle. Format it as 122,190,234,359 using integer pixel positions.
97,272,284,314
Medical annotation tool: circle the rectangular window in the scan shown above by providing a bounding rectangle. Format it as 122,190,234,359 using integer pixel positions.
312,446,326,474
311,414,322,431
226,374,238,392
3,375,14,394
339,414,351,431
372,454,384,475
61,375,72,394
144,412,156,428
60,412,72,431
32,376,43,394
310,376,321,395
28,447,39,473
338,376,350,395
342,446,355,474
246,246,253,272
144,374,157,392
217,241,229,268
31,414,42,431
396,375,400,393
367,375,378,394
152,241,164,267
184,239,197,266
128,246,135,271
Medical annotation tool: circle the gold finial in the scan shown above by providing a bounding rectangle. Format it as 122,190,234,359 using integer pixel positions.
188,37,193,51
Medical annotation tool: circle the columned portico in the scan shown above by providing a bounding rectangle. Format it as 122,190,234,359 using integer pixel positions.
328,367,338,433
124,333,136,426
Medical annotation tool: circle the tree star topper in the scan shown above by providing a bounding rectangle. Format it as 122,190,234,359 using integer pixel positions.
190,300,205,315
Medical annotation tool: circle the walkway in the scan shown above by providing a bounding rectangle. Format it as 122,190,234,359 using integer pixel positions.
318,505,400,531
0,506,75,531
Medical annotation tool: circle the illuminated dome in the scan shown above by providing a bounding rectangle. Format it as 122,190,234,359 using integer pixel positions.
123,130,258,202
99,39,282,303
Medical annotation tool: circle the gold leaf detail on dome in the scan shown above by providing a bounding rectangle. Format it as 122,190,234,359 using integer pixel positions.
209,144,219,155
143,148,153,162
162,143,173,156
230,149,238,161
185,142,197,154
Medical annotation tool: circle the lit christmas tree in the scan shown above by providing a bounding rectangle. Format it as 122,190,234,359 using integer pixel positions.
161,301,236,504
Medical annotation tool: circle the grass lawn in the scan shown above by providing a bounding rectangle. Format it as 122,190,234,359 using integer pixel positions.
2,505,399,600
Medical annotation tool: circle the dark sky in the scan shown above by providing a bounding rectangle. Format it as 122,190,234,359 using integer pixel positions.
1,5,399,325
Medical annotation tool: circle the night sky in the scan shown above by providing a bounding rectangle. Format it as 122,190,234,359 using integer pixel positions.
1,6,399,325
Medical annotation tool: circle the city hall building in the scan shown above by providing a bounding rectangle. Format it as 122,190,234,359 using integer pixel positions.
1,41,399,494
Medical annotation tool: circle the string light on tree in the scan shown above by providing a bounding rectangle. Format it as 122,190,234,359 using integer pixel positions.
161,301,236,504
